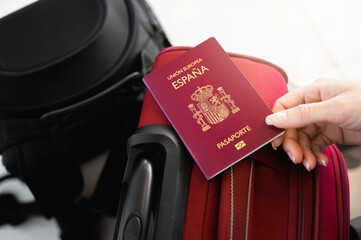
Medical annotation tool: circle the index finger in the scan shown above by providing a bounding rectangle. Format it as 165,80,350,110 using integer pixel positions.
272,78,343,113
273,84,320,113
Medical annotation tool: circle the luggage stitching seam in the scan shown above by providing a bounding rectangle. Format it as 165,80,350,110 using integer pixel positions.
245,159,254,240
230,166,234,240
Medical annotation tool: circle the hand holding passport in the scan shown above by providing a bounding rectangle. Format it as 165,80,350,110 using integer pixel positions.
266,78,361,171
143,37,284,179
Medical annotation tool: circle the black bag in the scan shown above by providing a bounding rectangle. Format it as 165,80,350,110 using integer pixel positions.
0,0,170,238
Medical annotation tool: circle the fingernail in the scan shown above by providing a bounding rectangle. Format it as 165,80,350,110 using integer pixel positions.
304,161,310,171
265,111,287,126
287,152,295,164
321,160,327,167
271,142,277,150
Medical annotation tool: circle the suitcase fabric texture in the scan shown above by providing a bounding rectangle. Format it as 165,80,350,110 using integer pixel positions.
119,47,350,240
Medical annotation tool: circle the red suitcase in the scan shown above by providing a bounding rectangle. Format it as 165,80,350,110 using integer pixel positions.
114,47,350,240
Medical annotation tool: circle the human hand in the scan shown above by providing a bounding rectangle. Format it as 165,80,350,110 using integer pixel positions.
265,79,361,171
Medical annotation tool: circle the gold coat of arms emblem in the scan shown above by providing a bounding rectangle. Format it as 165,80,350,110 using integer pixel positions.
188,85,240,132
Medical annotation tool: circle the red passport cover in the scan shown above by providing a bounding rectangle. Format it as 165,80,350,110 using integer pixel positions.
143,37,284,179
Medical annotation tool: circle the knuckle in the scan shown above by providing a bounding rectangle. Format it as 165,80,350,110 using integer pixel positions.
274,98,281,106
273,98,287,112
295,104,311,121
273,98,282,108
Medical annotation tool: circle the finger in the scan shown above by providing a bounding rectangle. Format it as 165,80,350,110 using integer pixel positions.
297,124,329,167
271,80,324,113
272,133,284,149
271,78,342,113
298,128,317,171
310,141,329,167
266,100,337,129
309,131,333,167
281,128,303,164
315,152,329,167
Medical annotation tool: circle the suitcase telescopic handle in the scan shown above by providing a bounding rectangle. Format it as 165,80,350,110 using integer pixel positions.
115,156,155,240
113,125,192,240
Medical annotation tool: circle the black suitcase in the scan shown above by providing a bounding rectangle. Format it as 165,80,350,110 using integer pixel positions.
0,0,170,238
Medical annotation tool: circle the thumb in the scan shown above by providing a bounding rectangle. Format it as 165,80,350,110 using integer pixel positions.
265,101,335,128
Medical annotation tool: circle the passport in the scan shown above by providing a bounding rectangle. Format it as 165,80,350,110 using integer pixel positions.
143,37,284,179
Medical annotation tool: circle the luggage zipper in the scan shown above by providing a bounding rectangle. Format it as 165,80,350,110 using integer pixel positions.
341,165,350,240
297,167,305,240
332,145,350,240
